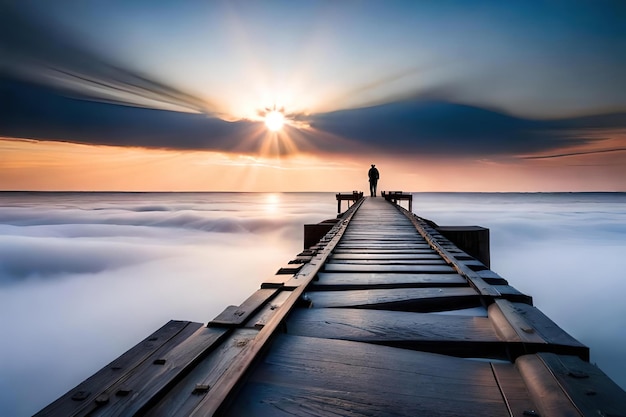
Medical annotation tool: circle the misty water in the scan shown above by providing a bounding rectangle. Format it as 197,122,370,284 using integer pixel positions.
1,192,625,416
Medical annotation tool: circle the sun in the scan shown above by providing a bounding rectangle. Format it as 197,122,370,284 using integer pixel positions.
264,110,285,132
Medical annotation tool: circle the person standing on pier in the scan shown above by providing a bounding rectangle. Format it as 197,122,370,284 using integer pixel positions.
368,164,380,197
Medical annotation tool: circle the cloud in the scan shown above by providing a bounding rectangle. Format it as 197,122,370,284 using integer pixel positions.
0,193,336,415
0,236,168,282
522,147,626,160
308,99,626,157
3,75,625,159
0,2,210,113
2,3,625,160
0,76,257,151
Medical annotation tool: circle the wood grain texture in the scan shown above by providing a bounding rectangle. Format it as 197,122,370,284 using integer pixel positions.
89,326,229,416
328,258,449,265
323,263,456,273
534,353,626,416
333,247,436,254
491,300,588,358
330,252,440,260
221,334,510,417
208,288,279,328
306,287,481,312
313,272,467,290
285,308,515,358
490,362,538,416
143,328,260,417
245,290,293,329
515,354,583,416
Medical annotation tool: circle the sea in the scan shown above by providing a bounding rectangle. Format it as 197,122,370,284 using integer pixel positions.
1,191,625,416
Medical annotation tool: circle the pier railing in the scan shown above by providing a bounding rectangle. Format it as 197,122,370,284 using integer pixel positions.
382,190,412,211
335,191,363,213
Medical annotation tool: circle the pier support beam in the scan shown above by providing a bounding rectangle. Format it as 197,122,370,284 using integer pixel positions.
437,226,490,268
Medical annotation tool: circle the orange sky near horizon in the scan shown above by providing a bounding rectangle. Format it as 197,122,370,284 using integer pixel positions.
2,135,625,192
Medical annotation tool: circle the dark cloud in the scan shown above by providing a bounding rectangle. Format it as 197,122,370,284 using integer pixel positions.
0,2,211,113
522,148,626,160
0,76,255,150
2,75,625,158
308,99,626,157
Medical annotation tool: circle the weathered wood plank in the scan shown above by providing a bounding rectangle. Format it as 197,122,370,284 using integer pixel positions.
275,263,304,275
336,243,431,248
245,290,293,329
490,300,588,356
221,334,510,417
323,263,455,273
490,362,538,416
313,272,467,290
330,253,440,260
516,354,584,416
327,258,449,265
87,326,230,416
505,301,587,352
208,288,279,328
306,287,481,312
143,328,260,417
286,308,513,357
35,321,201,417
339,238,426,243
332,248,436,254
531,353,626,416
492,285,532,304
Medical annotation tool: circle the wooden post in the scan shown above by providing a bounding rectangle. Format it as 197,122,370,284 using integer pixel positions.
436,226,490,268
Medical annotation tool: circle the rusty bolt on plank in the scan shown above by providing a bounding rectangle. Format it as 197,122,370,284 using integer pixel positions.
95,394,109,405
193,384,210,395
71,390,90,401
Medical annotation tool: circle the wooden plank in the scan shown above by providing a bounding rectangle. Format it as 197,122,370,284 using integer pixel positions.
490,362,539,416
533,353,626,416
92,326,231,416
313,272,467,290
492,285,533,304
143,328,260,417
327,259,449,265
516,354,584,416
307,287,481,312
342,231,422,235
339,237,425,242
506,301,587,352
220,334,510,416
34,321,201,417
244,290,293,329
286,308,512,358
490,300,588,358
323,263,455,273
333,248,436,254
275,263,304,275
330,253,440,260
334,241,426,245
260,274,287,289
208,288,279,328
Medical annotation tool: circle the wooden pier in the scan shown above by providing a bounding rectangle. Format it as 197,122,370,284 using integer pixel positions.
37,195,626,416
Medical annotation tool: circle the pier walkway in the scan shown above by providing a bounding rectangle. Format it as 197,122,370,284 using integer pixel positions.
38,196,626,417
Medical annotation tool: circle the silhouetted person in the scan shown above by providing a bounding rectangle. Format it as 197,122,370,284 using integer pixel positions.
368,164,380,197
